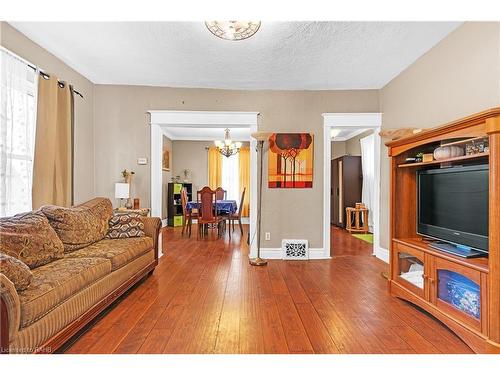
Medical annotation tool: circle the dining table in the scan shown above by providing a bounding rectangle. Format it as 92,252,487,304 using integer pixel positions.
186,199,238,215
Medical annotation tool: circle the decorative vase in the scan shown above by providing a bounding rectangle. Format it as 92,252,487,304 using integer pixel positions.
433,145,464,160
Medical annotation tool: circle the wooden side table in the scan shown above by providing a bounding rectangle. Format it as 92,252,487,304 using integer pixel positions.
114,208,150,217
345,206,369,233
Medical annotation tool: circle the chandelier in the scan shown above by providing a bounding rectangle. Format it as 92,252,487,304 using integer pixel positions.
215,129,242,157
205,21,261,41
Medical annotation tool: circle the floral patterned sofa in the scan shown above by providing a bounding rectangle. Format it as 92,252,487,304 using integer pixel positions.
0,198,161,354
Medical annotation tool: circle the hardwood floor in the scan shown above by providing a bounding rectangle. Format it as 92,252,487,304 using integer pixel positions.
61,224,473,354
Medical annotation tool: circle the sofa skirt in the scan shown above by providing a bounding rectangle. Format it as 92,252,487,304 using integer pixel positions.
10,250,155,353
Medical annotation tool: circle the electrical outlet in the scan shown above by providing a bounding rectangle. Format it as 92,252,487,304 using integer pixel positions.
265,232,271,241
137,157,148,165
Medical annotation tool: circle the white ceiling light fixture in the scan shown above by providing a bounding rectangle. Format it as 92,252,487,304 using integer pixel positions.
205,21,261,41
215,128,242,157
330,128,342,138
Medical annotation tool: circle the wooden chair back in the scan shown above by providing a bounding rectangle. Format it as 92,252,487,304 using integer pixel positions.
237,188,246,219
215,187,226,201
197,186,217,223
181,187,188,216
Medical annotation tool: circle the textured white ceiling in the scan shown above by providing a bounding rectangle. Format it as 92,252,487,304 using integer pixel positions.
10,21,461,90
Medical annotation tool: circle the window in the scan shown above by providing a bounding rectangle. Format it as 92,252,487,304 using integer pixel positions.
221,153,239,201
0,49,37,217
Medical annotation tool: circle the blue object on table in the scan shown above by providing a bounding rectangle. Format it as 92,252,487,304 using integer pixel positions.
186,200,238,215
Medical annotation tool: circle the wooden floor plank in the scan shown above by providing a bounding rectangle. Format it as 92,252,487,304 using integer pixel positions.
62,225,474,354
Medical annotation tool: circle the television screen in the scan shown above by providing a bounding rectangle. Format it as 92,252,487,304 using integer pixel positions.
417,165,489,252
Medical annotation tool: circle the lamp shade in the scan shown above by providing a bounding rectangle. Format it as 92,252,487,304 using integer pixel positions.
115,183,130,199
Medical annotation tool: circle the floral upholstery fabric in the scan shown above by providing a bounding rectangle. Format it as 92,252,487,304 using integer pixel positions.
18,257,111,328
41,197,113,252
0,211,64,269
106,213,145,239
0,253,33,291
65,237,153,271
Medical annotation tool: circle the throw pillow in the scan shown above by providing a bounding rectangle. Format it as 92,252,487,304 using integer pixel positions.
106,213,145,239
0,211,64,269
0,253,33,291
41,197,113,252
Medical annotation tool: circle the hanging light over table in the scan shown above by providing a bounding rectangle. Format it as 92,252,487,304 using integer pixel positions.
215,128,242,157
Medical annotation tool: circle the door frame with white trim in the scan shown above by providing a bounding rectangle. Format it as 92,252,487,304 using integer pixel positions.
322,113,386,262
148,110,259,255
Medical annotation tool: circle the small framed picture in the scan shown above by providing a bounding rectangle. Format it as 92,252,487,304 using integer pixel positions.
162,150,170,171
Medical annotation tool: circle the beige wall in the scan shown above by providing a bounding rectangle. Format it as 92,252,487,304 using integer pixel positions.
171,140,212,196
93,86,379,248
379,22,500,249
346,129,374,156
331,141,346,159
0,22,95,204
161,135,173,218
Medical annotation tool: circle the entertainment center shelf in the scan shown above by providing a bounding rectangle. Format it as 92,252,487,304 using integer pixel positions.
386,107,500,353
393,238,489,273
397,151,489,168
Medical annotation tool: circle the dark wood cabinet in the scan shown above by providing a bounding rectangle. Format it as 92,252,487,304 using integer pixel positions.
330,155,362,228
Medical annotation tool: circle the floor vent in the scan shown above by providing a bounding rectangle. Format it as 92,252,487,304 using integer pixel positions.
282,239,309,260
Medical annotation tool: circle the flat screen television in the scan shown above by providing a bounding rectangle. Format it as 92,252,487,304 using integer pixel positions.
417,164,489,258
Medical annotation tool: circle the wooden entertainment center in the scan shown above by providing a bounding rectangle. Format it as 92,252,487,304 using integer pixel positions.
386,108,500,353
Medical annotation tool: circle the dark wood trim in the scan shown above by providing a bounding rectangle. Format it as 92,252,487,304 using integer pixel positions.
0,297,9,354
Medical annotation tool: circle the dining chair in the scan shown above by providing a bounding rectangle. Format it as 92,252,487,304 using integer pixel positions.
215,187,227,201
228,187,246,236
197,186,223,239
181,187,197,236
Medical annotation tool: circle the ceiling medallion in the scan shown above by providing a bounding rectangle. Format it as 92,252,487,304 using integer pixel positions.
215,128,242,157
205,21,261,41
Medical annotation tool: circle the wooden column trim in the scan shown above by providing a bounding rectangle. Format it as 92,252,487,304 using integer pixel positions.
487,117,500,342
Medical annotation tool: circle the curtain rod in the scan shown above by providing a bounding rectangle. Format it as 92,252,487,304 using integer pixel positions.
27,64,84,99
1,46,83,98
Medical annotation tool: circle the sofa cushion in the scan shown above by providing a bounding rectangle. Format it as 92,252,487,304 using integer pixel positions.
65,237,153,271
106,212,145,239
0,211,65,269
18,257,111,328
41,197,113,252
0,253,33,291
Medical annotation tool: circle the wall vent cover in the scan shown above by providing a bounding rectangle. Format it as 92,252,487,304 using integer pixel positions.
282,239,309,260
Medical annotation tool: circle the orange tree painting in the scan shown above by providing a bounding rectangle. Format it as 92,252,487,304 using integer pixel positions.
268,133,313,188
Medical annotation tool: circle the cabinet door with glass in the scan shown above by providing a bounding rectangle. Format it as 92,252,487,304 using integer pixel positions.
393,242,427,299
430,257,487,333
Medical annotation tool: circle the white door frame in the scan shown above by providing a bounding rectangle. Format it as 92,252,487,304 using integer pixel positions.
148,110,259,255
322,113,387,262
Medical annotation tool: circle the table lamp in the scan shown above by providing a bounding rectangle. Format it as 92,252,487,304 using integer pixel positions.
115,183,130,209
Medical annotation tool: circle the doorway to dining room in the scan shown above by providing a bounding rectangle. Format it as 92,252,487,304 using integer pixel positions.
148,111,259,255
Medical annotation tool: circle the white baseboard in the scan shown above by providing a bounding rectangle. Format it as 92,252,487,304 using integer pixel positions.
255,248,330,260
374,246,389,263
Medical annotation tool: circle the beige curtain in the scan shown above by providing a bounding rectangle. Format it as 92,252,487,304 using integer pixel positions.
32,76,73,209
207,146,222,190
238,146,250,217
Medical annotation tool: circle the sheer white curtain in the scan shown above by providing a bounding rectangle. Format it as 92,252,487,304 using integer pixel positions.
360,133,375,230
0,49,37,217
221,153,239,201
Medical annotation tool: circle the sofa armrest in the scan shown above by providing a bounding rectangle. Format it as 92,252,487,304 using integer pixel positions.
1,273,21,353
141,217,162,260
